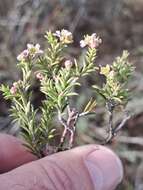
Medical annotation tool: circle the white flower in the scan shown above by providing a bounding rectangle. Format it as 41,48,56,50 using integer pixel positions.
80,40,87,48
61,29,72,37
80,33,102,48
54,30,61,38
17,54,23,61
54,29,73,44
27,43,43,56
27,43,34,49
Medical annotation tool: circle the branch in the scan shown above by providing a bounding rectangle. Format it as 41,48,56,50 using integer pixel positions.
105,112,131,144
58,110,68,150
58,107,79,150
114,114,131,133
105,110,114,143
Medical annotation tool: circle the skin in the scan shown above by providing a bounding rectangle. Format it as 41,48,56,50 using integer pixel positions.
0,134,123,190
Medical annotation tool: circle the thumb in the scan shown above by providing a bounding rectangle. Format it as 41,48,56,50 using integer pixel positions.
0,145,123,190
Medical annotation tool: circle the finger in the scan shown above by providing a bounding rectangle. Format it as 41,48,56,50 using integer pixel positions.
0,145,123,190
0,134,37,173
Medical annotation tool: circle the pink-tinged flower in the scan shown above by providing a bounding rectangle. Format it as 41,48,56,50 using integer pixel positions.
89,33,102,48
23,49,29,57
80,33,102,49
10,86,17,94
64,60,73,70
17,49,29,61
35,72,44,80
17,43,43,61
13,82,18,87
10,81,20,94
54,29,73,44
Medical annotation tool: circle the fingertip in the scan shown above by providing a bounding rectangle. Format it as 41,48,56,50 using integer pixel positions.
84,145,123,190
0,134,37,173
39,144,123,190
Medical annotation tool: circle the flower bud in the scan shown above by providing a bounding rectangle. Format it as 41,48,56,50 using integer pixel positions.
10,86,17,94
64,60,73,70
36,72,44,80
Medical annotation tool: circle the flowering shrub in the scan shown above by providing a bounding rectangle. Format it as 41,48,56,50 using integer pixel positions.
0,29,134,158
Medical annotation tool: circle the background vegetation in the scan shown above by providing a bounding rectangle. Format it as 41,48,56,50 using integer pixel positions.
0,0,143,189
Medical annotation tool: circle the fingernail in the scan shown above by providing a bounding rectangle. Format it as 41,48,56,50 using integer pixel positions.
84,146,123,190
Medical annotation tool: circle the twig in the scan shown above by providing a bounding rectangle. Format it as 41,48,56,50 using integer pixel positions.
67,107,79,148
105,110,114,142
68,109,79,148
104,100,115,143
105,111,131,144
58,107,79,150
117,136,143,146
114,114,131,133
58,111,68,148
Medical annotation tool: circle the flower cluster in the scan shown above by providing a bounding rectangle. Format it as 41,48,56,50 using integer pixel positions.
93,51,134,106
80,33,102,48
54,29,73,44
17,43,43,61
99,64,126,103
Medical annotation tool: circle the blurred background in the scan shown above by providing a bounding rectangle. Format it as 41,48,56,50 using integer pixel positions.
0,0,143,189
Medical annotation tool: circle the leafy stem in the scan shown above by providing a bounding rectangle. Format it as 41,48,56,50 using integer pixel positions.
0,30,134,157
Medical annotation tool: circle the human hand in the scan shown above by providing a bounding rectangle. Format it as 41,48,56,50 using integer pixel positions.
0,134,123,190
